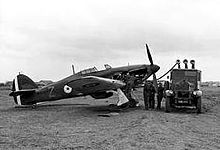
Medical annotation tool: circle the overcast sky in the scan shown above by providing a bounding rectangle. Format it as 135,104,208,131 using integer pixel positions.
1,0,220,82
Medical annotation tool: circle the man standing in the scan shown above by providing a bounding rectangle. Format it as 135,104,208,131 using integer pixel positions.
149,82,156,109
157,83,164,110
124,73,137,108
143,81,150,110
143,81,156,109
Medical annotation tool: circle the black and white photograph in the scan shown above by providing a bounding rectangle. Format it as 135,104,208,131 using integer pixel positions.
0,0,220,149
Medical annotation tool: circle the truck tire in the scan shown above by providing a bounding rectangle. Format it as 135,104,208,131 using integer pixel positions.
165,97,171,112
196,97,202,113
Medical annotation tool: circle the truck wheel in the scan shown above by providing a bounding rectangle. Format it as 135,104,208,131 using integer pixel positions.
165,97,171,112
196,97,202,113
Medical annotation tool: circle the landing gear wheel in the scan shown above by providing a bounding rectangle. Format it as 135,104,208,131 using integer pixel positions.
118,102,129,109
31,103,37,109
129,101,137,108
196,97,202,113
165,97,171,113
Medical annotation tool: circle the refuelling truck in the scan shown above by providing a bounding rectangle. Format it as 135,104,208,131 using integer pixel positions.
165,59,202,113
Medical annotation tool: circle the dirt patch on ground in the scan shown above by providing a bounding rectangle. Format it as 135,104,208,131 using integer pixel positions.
0,87,220,149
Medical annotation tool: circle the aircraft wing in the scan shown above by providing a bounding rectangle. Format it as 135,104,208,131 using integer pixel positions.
66,76,125,95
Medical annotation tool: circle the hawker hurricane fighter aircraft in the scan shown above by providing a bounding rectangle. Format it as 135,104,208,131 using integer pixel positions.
9,44,160,106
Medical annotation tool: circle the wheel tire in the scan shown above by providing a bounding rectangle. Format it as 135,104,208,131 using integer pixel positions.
196,97,202,113
165,97,171,112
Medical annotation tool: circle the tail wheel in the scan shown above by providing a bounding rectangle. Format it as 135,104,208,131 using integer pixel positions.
165,97,171,112
196,97,202,113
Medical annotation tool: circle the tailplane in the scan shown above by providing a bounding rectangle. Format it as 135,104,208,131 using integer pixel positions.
9,74,38,105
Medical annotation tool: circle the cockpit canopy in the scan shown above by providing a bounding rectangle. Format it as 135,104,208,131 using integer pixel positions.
77,67,98,75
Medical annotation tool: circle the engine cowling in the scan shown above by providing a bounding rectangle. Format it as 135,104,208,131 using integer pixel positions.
90,92,113,99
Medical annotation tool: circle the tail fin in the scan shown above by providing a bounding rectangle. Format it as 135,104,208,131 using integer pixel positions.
10,74,38,105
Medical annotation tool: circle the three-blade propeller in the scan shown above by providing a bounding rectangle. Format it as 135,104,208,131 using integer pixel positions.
145,44,158,93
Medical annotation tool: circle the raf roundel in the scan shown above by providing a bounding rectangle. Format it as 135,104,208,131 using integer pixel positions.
64,85,72,94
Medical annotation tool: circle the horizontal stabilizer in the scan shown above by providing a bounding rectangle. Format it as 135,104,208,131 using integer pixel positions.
9,89,36,97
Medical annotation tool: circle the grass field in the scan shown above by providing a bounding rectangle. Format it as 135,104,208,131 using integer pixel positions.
0,87,220,150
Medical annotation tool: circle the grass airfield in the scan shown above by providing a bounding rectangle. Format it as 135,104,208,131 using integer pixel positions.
0,87,220,150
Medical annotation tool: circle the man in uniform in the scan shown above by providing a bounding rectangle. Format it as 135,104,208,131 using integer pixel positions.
143,81,156,109
149,82,156,109
143,81,150,110
157,82,164,110
124,73,137,108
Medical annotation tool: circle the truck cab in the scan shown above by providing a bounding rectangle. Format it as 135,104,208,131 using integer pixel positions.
165,60,202,113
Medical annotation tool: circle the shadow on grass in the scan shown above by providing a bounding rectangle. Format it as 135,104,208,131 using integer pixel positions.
0,103,90,112
164,107,203,114
0,102,141,117
0,103,126,114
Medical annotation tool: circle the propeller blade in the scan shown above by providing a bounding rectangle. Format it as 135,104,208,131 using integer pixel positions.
153,73,158,93
146,44,154,65
145,44,158,93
